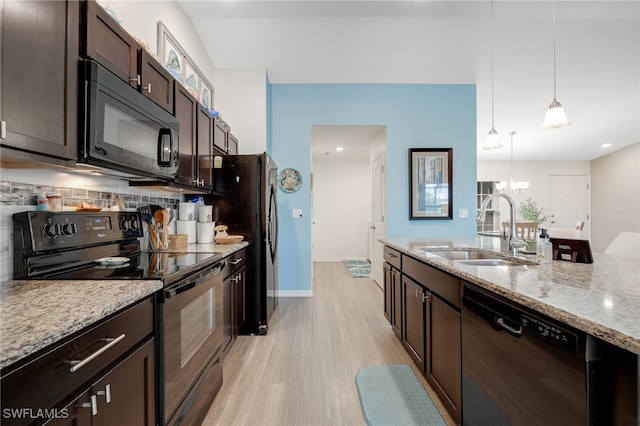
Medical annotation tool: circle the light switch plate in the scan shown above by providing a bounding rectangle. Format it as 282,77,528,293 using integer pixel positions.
459,208,468,218
293,209,303,219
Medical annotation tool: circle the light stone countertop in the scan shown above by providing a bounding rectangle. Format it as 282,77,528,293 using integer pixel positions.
0,279,162,370
382,237,640,355
0,242,248,371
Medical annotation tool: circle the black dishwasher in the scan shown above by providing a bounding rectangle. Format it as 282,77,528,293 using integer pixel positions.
461,283,602,426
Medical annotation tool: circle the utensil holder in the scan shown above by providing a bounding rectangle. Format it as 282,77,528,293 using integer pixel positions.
148,225,168,251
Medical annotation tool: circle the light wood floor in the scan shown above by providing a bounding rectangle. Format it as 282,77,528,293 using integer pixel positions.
202,262,456,426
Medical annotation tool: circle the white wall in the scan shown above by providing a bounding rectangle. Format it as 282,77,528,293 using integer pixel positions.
312,160,371,261
214,69,268,154
477,160,590,228
98,0,216,91
590,143,640,253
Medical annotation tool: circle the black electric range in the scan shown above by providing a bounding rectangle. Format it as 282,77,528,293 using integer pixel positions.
12,211,221,285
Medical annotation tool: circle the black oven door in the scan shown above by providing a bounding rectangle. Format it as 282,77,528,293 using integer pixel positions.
79,60,179,180
158,261,224,424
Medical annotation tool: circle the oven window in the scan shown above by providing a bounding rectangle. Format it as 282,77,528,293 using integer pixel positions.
180,287,214,368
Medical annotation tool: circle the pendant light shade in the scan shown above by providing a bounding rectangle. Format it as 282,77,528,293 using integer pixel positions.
482,0,503,150
484,128,502,150
542,1,570,129
542,99,570,129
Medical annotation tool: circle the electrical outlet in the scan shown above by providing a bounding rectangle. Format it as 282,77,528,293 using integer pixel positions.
459,208,468,218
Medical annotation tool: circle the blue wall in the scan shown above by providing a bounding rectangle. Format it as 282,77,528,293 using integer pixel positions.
269,83,477,293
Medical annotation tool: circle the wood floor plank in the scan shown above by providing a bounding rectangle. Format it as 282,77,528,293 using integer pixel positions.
201,262,456,426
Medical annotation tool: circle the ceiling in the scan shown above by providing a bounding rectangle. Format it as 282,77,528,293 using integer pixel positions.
177,0,640,162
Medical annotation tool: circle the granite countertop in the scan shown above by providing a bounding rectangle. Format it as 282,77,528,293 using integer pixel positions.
0,279,162,370
382,237,640,355
0,242,248,371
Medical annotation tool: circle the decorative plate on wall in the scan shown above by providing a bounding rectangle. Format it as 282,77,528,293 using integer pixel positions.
278,168,302,192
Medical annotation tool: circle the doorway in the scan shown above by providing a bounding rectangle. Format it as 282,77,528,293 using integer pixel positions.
548,175,590,239
310,125,386,271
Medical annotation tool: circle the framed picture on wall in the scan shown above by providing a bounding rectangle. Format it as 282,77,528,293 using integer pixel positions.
157,21,214,108
409,148,453,219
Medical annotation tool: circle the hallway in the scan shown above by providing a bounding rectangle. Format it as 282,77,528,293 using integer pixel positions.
202,262,455,425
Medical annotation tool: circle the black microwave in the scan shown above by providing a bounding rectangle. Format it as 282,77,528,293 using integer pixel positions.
78,60,179,180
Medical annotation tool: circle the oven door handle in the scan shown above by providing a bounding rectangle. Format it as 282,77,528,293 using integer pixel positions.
164,261,225,298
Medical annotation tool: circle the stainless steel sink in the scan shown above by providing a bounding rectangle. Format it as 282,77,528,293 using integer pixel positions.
425,250,502,261
423,249,537,266
456,259,522,266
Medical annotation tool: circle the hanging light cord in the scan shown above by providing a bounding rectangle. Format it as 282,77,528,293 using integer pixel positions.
508,131,515,180
490,0,495,128
552,0,557,101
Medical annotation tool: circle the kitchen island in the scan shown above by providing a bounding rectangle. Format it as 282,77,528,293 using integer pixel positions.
382,236,639,425
383,237,640,354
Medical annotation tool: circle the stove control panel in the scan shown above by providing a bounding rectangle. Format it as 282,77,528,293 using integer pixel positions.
13,211,143,253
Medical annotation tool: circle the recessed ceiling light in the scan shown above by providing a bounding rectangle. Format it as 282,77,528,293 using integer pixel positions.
335,146,344,152
601,143,613,148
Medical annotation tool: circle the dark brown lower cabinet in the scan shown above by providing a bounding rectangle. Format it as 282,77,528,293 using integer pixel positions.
426,294,461,424
46,338,155,426
223,249,247,357
402,275,426,371
383,263,402,337
386,246,462,424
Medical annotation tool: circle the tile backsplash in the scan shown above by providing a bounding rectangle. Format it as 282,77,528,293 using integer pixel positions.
0,180,180,210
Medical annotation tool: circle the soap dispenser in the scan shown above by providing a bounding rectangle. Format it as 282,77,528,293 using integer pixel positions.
540,229,553,264
537,229,548,257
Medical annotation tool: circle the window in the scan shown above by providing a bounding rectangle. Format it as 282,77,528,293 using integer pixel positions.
476,181,499,233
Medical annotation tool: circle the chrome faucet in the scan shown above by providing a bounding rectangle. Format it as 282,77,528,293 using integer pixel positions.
477,193,527,258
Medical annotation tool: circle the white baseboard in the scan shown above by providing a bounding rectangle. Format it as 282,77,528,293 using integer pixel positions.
277,290,313,298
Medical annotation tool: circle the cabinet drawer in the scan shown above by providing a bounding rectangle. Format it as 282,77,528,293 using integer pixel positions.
0,297,154,423
223,248,246,278
383,246,401,269
403,255,461,308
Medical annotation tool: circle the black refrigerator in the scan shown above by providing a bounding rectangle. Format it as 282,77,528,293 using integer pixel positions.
209,153,279,335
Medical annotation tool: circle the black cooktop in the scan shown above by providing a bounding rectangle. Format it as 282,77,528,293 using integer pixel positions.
36,251,222,284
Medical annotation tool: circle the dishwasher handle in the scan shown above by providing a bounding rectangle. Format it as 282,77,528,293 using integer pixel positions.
165,261,225,298
496,317,523,337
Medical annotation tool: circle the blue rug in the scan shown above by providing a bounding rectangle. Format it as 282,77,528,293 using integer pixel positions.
343,259,371,278
355,365,447,426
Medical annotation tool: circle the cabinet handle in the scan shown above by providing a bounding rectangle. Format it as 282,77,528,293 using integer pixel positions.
67,334,126,372
143,83,151,93
97,384,111,403
0,120,6,139
77,394,98,416
422,293,431,303
231,275,240,283
384,252,396,258
230,258,243,265
130,75,141,85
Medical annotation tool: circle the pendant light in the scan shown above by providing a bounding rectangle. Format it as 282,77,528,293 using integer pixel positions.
483,0,502,149
542,0,570,129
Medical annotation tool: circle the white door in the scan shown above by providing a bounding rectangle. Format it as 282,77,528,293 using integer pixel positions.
548,175,589,239
371,151,386,288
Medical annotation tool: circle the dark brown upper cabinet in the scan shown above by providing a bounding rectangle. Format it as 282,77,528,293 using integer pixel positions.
174,83,214,191
0,0,80,164
82,0,174,113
